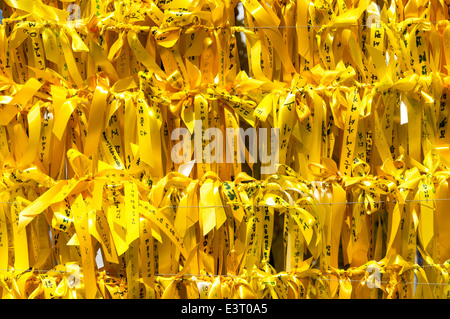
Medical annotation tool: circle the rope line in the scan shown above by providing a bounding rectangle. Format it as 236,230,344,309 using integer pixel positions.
0,269,448,286
0,197,449,207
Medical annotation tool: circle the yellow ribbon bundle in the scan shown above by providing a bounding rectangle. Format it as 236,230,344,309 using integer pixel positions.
0,0,449,299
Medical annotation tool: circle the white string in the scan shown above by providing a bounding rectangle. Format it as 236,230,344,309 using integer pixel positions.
0,15,444,29
1,269,449,286
3,260,450,274
236,21,442,29
157,197,450,209
0,197,449,207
